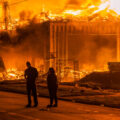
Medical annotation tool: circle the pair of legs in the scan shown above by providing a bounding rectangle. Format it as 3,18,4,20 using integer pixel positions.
27,84,38,107
48,89,58,107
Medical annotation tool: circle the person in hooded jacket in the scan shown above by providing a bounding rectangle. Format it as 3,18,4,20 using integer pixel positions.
47,68,58,107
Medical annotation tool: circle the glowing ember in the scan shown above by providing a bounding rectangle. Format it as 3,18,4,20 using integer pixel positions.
6,68,24,80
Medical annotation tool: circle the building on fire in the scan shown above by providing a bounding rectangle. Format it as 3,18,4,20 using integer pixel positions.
43,19,119,81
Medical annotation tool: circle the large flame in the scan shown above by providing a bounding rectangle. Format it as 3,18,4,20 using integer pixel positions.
57,0,120,18
94,0,120,15
1,0,120,29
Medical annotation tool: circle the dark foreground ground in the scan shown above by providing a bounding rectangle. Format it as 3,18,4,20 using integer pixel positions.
1,80,120,108
0,91,120,120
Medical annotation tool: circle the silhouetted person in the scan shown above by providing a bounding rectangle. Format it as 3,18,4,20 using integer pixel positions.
24,61,38,108
47,68,58,107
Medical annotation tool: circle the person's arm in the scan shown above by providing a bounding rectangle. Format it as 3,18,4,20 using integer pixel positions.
47,75,50,89
24,70,27,79
47,75,48,85
55,75,58,88
35,68,38,78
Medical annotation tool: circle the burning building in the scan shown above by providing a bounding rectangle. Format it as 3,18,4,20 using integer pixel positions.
47,20,117,80
0,0,120,81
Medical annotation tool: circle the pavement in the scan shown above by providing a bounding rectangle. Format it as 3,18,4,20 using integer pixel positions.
0,92,120,120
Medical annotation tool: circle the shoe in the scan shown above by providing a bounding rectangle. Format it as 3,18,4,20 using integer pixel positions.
53,104,58,107
47,104,52,108
26,104,31,108
33,104,38,107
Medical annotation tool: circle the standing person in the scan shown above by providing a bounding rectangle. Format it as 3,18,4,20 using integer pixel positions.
47,68,58,108
24,61,38,108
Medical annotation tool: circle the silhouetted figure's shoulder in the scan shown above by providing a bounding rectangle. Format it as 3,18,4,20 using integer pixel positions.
25,67,37,73
31,67,38,73
25,67,38,79
31,67,38,77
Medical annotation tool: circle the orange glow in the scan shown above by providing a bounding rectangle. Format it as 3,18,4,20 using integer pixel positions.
0,0,118,82
0,4,2,18
93,1,109,14
8,73,16,77
5,68,24,80
46,0,120,20
1,0,120,29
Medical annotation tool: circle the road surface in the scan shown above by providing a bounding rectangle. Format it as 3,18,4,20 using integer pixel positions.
0,91,120,120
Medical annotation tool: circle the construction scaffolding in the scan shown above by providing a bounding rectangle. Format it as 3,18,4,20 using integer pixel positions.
47,20,120,79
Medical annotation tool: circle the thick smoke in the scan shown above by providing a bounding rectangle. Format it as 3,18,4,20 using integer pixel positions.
0,20,117,71
68,26,116,71
0,0,117,71
0,21,49,70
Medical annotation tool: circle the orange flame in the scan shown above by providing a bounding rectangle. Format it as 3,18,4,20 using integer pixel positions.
0,0,120,29
44,0,120,21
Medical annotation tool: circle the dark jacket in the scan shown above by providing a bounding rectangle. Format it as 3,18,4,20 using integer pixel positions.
25,67,38,85
47,73,58,90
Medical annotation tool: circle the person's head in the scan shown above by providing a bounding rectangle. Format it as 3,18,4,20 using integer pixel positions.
26,61,31,68
48,67,55,74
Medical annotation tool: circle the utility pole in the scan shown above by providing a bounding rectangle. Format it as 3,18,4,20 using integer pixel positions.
3,1,8,30
2,0,28,30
